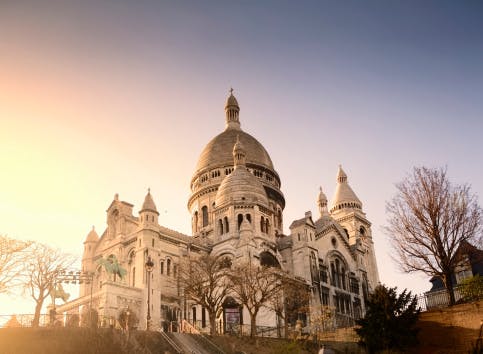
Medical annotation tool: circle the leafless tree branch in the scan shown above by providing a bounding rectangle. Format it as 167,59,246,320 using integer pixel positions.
385,166,482,305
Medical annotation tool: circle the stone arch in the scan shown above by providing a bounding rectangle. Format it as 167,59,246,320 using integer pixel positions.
222,296,242,334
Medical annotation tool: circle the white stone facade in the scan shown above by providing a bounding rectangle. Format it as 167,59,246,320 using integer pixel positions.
59,92,380,332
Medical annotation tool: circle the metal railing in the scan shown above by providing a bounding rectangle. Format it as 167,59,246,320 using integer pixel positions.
158,330,184,354
1,313,118,329
225,323,279,337
415,286,465,312
196,333,226,354
0,313,85,328
1,314,50,328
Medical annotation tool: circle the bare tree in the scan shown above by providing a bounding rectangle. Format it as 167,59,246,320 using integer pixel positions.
386,166,482,305
24,242,76,326
0,235,31,294
177,253,231,335
228,260,283,337
307,304,336,344
267,275,310,338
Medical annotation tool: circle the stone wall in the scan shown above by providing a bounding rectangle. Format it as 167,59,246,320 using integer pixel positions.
315,300,483,353
416,300,483,354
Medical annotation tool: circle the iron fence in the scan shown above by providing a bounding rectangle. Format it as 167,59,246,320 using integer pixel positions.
415,286,464,312
0,313,74,328
0,313,118,329
225,323,279,337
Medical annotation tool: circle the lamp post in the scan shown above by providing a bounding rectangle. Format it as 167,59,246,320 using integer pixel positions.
125,307,130,332
145,256,154,331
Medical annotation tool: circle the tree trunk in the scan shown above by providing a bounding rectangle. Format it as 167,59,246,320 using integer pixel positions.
250,312,257,337
209,310,217,335
283,301,289,338
444,272,456,305
32,299,43,327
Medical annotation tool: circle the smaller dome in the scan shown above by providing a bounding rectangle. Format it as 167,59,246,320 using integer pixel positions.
85,226,99,243
215,139,268,207
215,167,269,207
141,189,159,214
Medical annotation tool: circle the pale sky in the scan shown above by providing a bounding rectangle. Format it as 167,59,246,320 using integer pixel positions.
1,0,482,315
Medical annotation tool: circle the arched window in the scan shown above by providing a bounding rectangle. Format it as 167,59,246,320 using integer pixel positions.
167,258,171,276
310,252,318,282
218,219,224,235
224,217,229,233
193,212,198,232
237,214,243,230
359,226,366,237
277,210,282,229
219,256,233,269
343,228,349,239
201,206,208,227
132,267,136,287
341,266,346,290
260,217,265,233
260,252,281,268
245,214,251,223
331,263,337,287
265,219,270,234
160,260,164,275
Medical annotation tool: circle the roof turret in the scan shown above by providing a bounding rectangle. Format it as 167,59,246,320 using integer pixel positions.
84,226,99,243
317,186,329,217
330,165,362,213
140,188,159,215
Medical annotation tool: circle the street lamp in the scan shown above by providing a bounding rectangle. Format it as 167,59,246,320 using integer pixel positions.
125,307,130,332
145,256,154,331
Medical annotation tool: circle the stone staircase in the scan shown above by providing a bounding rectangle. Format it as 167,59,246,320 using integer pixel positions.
161,320,226,354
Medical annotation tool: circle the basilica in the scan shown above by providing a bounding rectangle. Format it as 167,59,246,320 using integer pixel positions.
57,91,380,333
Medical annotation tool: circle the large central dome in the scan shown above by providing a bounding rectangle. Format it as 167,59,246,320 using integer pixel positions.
195,129,274,173
188,91,285,236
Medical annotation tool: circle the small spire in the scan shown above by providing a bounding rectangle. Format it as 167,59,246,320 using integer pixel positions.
141,189,159,214
317,186,328,217
225,89,240,130
114,193,119,201
233,135,246,167
337,165,348,183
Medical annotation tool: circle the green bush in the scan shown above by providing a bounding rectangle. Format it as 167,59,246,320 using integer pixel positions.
356,284,420,353
460,275,483,302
